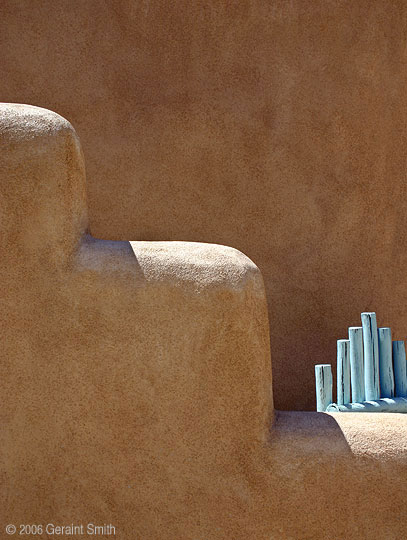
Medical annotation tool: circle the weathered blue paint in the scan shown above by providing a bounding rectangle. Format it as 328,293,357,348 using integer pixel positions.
326,397,407,412
348,327,364,402
378,327,395,398
337,339,350,405
315,364,333,412
361,312,380,400
393,340,407,398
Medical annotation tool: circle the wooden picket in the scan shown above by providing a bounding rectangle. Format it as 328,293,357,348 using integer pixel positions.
315,312,407,412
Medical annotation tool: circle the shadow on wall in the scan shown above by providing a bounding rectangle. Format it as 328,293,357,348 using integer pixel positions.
263,410,407,538
272,411,350,452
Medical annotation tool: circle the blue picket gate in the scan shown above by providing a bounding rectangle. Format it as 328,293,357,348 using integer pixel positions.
315,312,407,412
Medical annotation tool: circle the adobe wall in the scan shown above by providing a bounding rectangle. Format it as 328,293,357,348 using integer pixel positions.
2,103,407,540
1,0,406,409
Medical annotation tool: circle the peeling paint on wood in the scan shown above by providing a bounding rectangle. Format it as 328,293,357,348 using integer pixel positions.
361,312,380,401
337,339,350,405
349,327,364,403
315,364,332,412
393,340,407,398
378,327,394,398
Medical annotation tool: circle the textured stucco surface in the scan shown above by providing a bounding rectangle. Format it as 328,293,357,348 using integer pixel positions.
1,103,407,539
1,1,407,410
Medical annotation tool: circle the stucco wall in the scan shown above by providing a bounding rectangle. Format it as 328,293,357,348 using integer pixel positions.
2,103,407,540
1,0,406,410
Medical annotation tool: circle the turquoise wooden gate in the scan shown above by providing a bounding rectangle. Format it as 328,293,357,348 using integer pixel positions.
315,312,407,412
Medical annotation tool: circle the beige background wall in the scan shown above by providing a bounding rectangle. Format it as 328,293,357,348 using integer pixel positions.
1,0,406,410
